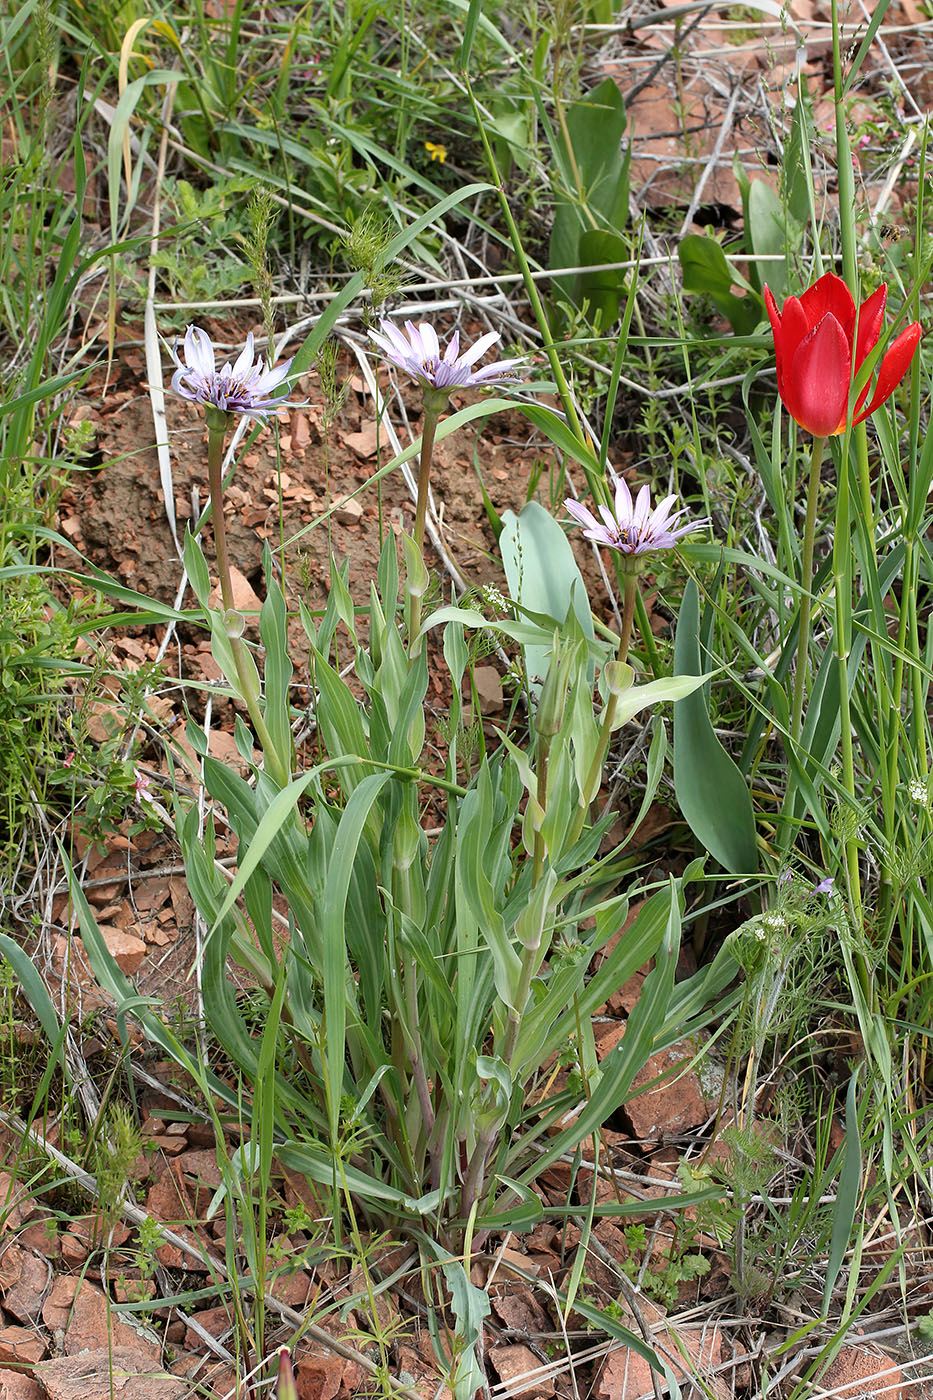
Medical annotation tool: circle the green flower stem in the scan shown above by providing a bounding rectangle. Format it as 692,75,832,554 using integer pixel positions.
464,78,593,484
831,445,872,1009
413,403,442,555
206,419,289,788
790,433,826,742
531,735,551,889
504,734,554,1072
206,416,236,615
460,1121,499,1225
618,566,638,667
567,569,640,851
406,402,443,654
879,533,915,927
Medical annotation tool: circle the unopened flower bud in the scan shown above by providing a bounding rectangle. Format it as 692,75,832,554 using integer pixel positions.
535,633,567,737
223,608,245,639
603,660,634,698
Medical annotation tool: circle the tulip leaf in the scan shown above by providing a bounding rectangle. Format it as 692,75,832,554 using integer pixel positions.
783,91,815,228
549,78,630,325
678,234,761,335
747,180,791,302
500,501,594,688
673,580,758,874
576,229,630,331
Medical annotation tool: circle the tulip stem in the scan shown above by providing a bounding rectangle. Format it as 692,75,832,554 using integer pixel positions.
831,432,872,1010
790,434,826,743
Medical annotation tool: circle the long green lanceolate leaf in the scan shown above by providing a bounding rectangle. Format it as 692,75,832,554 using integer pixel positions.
673,579,758,875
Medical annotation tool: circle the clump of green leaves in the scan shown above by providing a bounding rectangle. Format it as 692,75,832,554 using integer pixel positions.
151,178,255,310
0,578,85,866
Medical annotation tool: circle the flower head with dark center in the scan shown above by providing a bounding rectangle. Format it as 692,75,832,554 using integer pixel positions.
764,272,921,437
565,477,707,559
171,325,295,419
370,319,527,400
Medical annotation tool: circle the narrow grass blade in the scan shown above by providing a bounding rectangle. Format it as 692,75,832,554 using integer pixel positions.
823,1065,862,1314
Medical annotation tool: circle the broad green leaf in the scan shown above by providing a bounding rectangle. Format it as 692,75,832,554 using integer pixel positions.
549,78,630,324
748,180,791,302
611,669,710,730
578,229,630,331
678,234,760,335
500,501,593,688
673,580,759,874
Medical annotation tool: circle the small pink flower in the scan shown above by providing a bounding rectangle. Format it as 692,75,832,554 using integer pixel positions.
170,326,295,419
63,751,76,769
565,476,707,558
370,319,527,395
134,769,152,800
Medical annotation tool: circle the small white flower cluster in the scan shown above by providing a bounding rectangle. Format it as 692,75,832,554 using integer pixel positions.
481,585,510,613
908,777,928,806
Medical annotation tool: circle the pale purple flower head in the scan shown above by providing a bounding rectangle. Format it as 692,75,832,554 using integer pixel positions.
171,325,295,418
370,319,527,397
813,876,835,895
565,476,708,558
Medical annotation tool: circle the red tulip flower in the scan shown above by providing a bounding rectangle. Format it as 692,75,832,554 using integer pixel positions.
764,272,921,437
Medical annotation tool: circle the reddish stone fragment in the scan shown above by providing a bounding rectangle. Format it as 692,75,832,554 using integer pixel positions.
488,1344,555,1398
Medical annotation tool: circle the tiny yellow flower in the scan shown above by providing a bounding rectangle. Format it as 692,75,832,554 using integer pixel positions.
425,141,447,164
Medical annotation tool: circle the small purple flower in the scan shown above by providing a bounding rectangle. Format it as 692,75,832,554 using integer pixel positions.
171,325,295,418
813,876,835,895
370,319,526,397
565,476,708,558
778,870,794,887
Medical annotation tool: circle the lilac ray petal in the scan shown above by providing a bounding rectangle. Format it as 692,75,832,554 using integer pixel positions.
647,494,681,531
253,358,294,392
458,329,502,368
565,499,605,534
632,484,653,533
415,321,440,361
231,333,256,379
186,325,215,376
171,369,199,400
612,476,635,526
372,321,412,358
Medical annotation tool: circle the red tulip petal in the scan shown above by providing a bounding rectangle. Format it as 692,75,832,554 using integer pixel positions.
853,321,922,424
764,284,784,390
854,283,887,369
777,297,810,418
799,272,856,343
789,313,851,436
